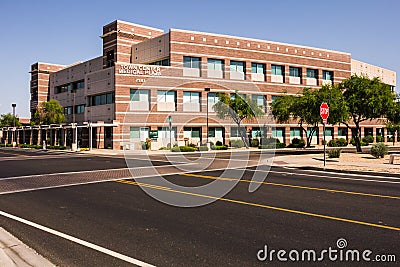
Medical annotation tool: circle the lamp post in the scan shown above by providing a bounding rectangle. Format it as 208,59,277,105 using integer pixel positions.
12,103,16,146
168,115,172,150
205,88,210,147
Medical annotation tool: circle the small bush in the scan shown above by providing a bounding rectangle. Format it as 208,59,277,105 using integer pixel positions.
229,139,244,148
370,143,388,158
198,146,209,151
159,146,169,150
287,138,305,148
336,138,348,147
211,145,228,150
376,135,384,143
250,139,259,147
328,148,341,158
350,138,368,146
215,141,223,146
328,138,348,147
171,146,196,152
362,135,374,144
188,143,197,148
328,139,337,147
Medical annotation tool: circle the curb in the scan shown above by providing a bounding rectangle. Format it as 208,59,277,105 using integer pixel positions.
0,227,54,267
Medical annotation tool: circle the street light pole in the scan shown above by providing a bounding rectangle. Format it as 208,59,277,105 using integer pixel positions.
168,116,172,150
205,88,210,147
12,103,16,145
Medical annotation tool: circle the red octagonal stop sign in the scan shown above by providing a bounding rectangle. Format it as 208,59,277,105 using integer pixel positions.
320,102,329,120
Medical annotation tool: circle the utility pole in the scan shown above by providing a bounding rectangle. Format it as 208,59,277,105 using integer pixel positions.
12,103,16,146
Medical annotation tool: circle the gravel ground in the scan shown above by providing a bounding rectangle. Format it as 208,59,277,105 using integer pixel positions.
319,152,400,174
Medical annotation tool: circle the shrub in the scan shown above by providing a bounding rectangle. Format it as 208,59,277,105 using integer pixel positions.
188,143,197,148
259,138,286,149
328,138,348,147
287,138,305,148
350,138,368,146
336,138,348,147
171,146,196,152
376,135,384,143
328,139,337,147
211,145,228,150
250,139,259,147
370,143,388,158
215,141,223,146
198,146,209,151
159,146,169,150
229,139,244,148
362,135,374,144
328,148,341,158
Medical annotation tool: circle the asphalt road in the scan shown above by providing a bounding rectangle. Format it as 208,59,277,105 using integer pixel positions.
0,148,399,266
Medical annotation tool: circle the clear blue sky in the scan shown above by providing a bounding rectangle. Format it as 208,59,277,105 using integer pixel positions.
1,0,399,118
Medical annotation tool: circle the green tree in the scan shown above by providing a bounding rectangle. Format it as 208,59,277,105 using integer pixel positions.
272,85,347,147
213,92,265,148
339,75,395,152
386,100,400,145
0,113,21,127
32,100,65,125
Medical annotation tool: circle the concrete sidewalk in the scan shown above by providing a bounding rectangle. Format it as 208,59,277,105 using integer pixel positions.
0,227,53,267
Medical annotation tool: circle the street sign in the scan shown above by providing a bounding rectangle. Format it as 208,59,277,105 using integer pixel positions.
149,130,158,139
320,102,329,122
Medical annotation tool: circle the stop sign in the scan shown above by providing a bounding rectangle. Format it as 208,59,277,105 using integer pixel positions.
320,102,329,120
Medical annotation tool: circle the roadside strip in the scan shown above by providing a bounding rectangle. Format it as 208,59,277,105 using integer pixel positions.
116,179,400,231
0,210,155,267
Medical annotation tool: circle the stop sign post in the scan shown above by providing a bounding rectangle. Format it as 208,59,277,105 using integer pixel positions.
320,103,329,167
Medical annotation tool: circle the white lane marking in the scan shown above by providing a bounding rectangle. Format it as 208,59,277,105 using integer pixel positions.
281,166,400,180
237,168,400,184
0,210,155,267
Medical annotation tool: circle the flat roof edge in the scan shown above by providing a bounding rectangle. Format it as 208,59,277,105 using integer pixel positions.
169,28,351,56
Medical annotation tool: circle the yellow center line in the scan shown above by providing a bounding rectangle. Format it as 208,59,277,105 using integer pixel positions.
0,150,25,157
182,173,400,200
115,179,400,231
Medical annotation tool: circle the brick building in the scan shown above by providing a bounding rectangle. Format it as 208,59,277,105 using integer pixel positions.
18,20,397,149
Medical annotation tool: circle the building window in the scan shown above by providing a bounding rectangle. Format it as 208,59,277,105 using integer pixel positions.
183,56,201,77
64,106,73,115
289,67,301,77
157,90,176,103
183,91,200,112
209,127,224,138
322,70,333,81
73,80,85,90
231,127,246,138
251,63,265,74
338,128,348,137
208,59,224,71
271,65,284,76
183,56,201,69
184,127,201,138
149,58,170,66
90,92,115,106
252,95,266,109
75,105,85,114
306,69,318,78
130,89,150,110
208,92,219,111
183,91,200,104
55,83,71,94
230,61,245,73
230,61,245,80
272,128,284,138
290,127,302,137
157,90,176,111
